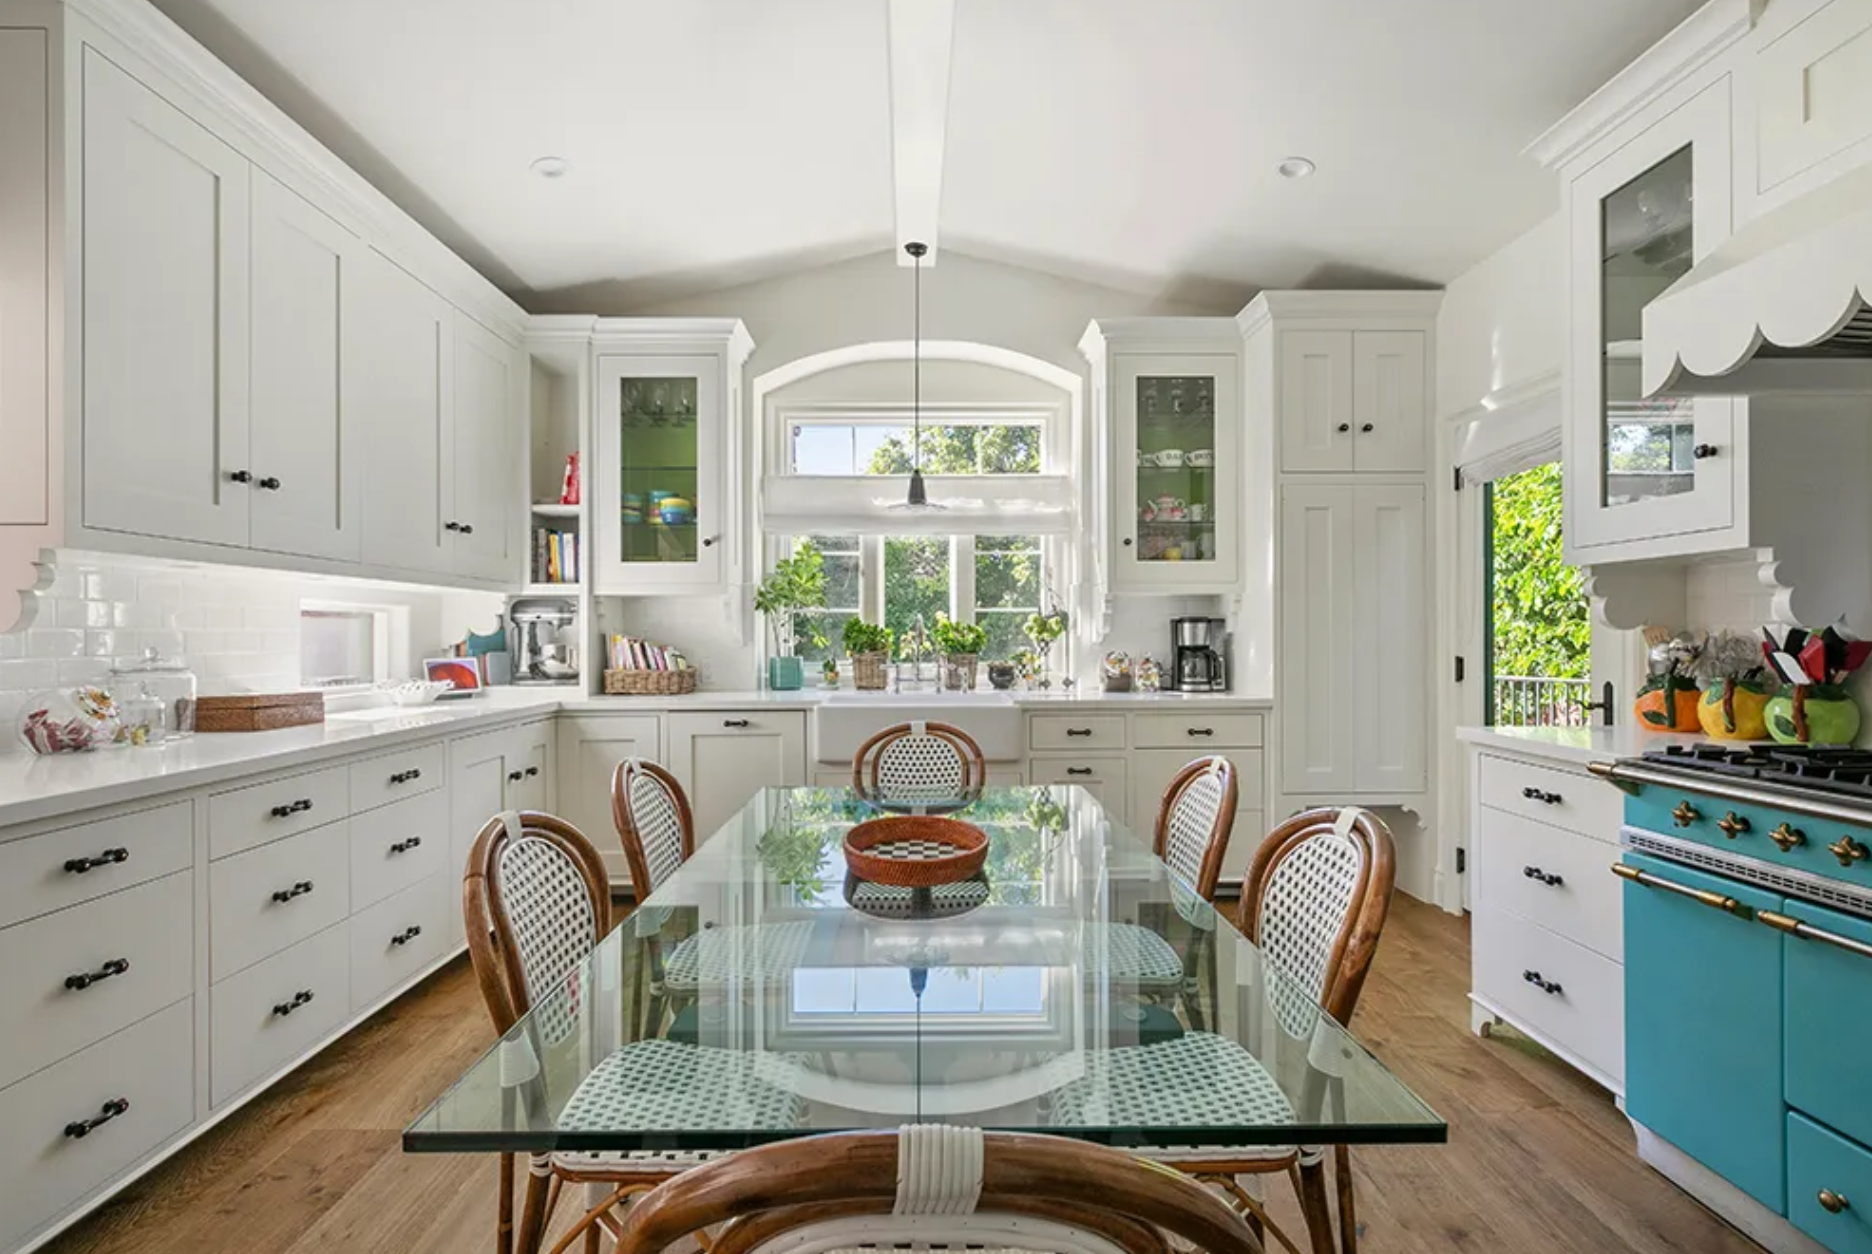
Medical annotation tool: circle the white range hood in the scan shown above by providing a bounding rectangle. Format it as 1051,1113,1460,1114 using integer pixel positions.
1644,161,1872,397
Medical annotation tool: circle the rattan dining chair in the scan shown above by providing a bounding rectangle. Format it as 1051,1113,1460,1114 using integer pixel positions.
611,758,696,903
612,1124,1265,1254
1053,806,1396,1254
851,720,988,802
463,809,797,1254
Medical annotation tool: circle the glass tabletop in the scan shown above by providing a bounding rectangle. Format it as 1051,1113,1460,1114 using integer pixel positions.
405,786,1444,1153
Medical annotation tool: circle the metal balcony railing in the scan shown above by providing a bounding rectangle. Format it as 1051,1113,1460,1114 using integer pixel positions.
1491,675,1591,728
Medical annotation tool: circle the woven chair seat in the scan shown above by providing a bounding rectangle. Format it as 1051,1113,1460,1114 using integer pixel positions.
1083,921,1187,988
1048,1031,1297,1164
662,920,817,991
549,1146,735,1179
559,1039,808,1135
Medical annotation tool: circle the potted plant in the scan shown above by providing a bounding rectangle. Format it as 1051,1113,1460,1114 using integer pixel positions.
754,542,827,691
1632,629,1701,732
842,618,895,691
932,614,988,691
1691,630,1773,741
1762,625,1870,745
987,660,1018,690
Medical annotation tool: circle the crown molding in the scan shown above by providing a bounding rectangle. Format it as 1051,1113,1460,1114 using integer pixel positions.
1236,289,1444,336
1525,0,1758,171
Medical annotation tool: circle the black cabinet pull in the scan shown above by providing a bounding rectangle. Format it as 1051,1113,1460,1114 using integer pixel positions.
389,768,423,785
64,1098,130,1139
1360,422,1374,433
257,476,281,491
271,989,315,1017
701,536,716,547
1065,728,1093,738
390,925,423,946
1066,767,1094,777
228,470,253,484
1336,422,1350,433
1122,537,1133,547
723,719,751,729
64,848,128,874
1186,727,1214,737
444,520,461,532
507,770,524,782
270,798,314,819
459,523,474,535
1520,786,1563,805
1693,443,1720,460
1522,969,1563,995
524,766,540,777
270,880,314,904
1522,866,1564,887
64,958,130,991
389,836,423,855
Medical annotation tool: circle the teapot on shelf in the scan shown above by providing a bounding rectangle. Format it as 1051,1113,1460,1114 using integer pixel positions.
1140,494,1187,523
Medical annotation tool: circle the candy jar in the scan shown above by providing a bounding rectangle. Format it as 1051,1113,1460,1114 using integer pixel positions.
17,687,123,754
110,648,197,738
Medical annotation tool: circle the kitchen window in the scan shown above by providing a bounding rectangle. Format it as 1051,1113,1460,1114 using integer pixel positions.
300,605,390,689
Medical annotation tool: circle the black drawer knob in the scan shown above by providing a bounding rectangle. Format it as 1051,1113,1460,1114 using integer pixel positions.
228,470,253,484
64,958,130,991
257,476,281,491
63,848,129,874
459,523,474,535
270,880,314,904
272,989,315,1017
1522,969,1563,996
507,770,524,783
64,1097,130,1139
1360,422,1374,433
1336,422,1350,433
390,925,423,946
444,520,461,532
1066,767,1094,777
389,836,423,855
1693,443,1719,460
524,766,539,777
1522,866,1564,888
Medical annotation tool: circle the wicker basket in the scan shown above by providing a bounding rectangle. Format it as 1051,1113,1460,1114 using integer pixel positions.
941,653,979,691
604,668,699,696
843,815,989,887
852,651,890,691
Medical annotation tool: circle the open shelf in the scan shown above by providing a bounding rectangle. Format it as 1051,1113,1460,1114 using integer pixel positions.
531,502,581,519
522,582,581,597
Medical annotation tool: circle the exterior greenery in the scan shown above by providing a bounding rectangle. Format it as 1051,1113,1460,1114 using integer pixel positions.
1490,461,1589,682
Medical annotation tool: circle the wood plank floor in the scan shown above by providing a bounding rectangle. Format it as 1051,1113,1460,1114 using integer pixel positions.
44,898,1760,1254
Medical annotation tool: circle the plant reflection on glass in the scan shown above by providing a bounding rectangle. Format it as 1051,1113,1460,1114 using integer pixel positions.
756,791,841,901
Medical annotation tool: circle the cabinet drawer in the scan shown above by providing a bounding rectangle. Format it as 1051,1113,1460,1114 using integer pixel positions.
1477,754,1618,842
0,871,193,1091
1785,899,1872,1150
1788,1112,1872,1254
350,873,449,1011
1029,755,1129,821
0,999,194,1254
210,922,350,1107
1475,810,1622,960
1132,711,1262,750
1028,715,1125,752
348,789,446,912
0,800,192,929
209,823,350,979
209,765,350,860
348,742,445,814
1473,905,1623,1085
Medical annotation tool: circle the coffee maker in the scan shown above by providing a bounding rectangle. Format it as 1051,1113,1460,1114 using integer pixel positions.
1169,617,1227,692
509,597,580,686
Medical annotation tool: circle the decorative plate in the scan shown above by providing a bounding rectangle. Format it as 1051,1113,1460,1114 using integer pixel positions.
843,815,989,887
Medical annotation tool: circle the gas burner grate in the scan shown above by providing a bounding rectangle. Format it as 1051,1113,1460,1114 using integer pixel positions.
1622,827,1872,920
1640,743,1872,800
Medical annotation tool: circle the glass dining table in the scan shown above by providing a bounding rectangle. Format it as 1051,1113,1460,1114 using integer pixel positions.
405,785,1444,1159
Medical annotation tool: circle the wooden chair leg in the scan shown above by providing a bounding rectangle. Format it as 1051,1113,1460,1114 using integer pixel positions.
1292,1158,1336,1254
515,1155,555,1254
1334,1145,1358,1254
498,1154,516,1254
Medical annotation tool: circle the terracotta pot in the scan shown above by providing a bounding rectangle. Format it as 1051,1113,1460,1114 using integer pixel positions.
1634,679,1701,732
1696,680,1770,741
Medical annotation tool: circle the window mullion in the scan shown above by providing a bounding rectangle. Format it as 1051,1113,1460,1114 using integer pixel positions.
954,536,976,624
862,536,885,624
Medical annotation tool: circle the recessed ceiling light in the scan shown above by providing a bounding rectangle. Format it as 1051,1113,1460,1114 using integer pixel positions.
530,156,570,180
1277,156,1317,180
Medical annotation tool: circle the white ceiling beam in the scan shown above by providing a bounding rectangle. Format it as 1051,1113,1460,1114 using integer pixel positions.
886,0,956,263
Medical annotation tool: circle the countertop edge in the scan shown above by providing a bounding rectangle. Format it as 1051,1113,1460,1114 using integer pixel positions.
1456,723,1705,768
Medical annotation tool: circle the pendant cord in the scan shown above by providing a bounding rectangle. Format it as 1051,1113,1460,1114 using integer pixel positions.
913,250,922,473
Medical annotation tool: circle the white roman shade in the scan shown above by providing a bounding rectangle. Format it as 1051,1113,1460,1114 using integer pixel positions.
760,474,1078,536
1451,375,1563,487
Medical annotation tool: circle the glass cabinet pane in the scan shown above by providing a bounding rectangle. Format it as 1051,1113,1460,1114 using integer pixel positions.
617,375,699,564
1134,374,1218,564
1600,145,1696,508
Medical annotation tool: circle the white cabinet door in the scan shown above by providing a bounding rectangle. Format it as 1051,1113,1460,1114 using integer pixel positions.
507,720,554,813
358,250,452,574
81,49,250,547
1279,484,1358,794
1352,484,1428,793
0,31,48,531
450,313,517,581
593,355,724,592
554,714,662,883
448,728,513,938
1350,331,1426,473
1278,331,1353,473
248,169,361,561
666,711,807,842
1030,756,1128,826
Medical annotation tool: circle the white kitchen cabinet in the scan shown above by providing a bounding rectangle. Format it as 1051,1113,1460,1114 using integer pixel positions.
666,711,808,842
248,169,362,562
447,727,515,903
1030,756,1128,823
81,48,251,548
554,714,663,883
1280,483,1427,796
450,313,519,581
507,720,555,814
0,30,48,537
1277,330,1426,474
1753,0,1872,198
358,250,453,575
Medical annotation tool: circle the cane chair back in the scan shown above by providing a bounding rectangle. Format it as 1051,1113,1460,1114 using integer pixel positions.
1154,756,1239,902
852,721,988,803
616,1125,1263,1254
612,758,695,902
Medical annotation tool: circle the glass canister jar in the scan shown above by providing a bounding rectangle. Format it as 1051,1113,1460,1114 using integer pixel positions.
109,648,197,738
115,682,167,747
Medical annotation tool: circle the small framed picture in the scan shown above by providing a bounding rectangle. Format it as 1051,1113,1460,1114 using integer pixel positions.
424,657,484,698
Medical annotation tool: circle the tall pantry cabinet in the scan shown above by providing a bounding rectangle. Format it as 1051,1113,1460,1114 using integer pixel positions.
1243,293,1440,809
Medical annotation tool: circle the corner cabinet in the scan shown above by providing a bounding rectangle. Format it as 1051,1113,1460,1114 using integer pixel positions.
591,322,753,595
1081,320,1243,595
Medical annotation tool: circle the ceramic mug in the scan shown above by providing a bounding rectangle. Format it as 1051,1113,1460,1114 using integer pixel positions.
1187,448,1215,468
1137,451,1158,468
1187,503,1207,522
1156,448,1185,468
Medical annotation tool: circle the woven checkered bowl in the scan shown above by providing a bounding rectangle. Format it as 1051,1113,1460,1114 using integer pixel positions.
843,815,989,887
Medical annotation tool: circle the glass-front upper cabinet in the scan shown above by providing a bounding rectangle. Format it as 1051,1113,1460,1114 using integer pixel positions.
1565,79,1734,557
1113,354,1239,591
594,354,723,591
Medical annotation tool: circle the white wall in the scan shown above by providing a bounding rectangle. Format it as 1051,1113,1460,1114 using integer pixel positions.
1435,213,1563,418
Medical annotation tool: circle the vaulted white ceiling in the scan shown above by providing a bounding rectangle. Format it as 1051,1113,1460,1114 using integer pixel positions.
148,0,1705,309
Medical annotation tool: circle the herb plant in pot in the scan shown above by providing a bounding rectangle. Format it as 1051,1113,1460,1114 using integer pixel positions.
932,614,988,691
843,618,895,691
755,542,827,692
1691,630,1772,741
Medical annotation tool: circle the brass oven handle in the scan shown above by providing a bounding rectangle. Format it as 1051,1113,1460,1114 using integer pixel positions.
1757,910,1872,961
1611,863,1751,917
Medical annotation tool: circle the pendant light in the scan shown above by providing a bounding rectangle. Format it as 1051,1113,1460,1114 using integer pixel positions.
895,240,944,512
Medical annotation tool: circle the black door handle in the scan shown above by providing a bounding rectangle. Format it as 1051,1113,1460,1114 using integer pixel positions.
1066,767,1094,777
64,848,129,874
270,880,314,904
1521,786,1563,805
701,536,716,547
1186,728,1215,737
444,521,461,532
65,958,131,991
1693,443,1719,460
1522,866,1564,887
228,470,253,484
459,523,474,535
1336,423,1350,433
524,766,540,777
389,836,422,854
257,476,281,490
272,989,315,1016
1065,728,1093,737
390,925,423,946
723,719,751,729
64,1098,130,1139
1522,970,1563,995
389,768,423,784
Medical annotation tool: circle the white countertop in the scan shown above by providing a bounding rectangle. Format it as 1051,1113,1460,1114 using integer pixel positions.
0,685,1273,830
1456,722,1705,768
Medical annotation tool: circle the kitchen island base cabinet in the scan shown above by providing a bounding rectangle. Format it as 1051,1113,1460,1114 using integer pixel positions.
666,712,808,843
553,714,664,885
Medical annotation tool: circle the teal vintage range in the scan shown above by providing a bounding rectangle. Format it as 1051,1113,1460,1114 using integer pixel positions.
1595,745,1872,1254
